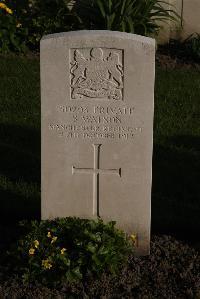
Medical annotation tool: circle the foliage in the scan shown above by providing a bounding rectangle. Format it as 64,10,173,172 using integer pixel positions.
20,0,79,51
74,0,180,36
0,3,28,53
1,236,200,298
11,217,133,286
158,33,200,63
4,0,80,52
1,0,181,53
183,33,200,62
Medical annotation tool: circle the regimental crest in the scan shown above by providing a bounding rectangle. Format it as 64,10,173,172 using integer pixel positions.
70,48,124,100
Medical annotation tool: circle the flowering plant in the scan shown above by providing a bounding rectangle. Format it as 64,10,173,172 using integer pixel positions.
6,0,80,52
0,0,27,53
0,1,13,14
14,217,134,286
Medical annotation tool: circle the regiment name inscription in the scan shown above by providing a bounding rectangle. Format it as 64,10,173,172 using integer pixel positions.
48,104,142,140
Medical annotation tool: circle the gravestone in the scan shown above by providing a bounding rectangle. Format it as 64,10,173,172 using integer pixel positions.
41,31,155,255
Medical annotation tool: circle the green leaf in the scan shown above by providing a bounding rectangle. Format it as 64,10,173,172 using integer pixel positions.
108,0,112,12
87,242,97,253
127,17,134,33
72,267,83,279
97,0,106,18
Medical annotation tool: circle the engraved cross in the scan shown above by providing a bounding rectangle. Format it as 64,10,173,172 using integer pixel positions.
72,144,121,217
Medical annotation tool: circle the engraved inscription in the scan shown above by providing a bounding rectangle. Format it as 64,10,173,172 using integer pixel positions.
70,48,124,101
72,144,121,217
49,104,142,141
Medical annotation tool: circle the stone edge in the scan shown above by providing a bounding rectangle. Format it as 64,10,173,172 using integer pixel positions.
40,30,155,47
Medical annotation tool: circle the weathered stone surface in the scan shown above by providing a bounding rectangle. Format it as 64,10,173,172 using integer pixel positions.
41,30,155,255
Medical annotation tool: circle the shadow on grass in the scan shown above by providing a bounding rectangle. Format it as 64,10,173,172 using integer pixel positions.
0,188,40,221
0,123,40,224
0,124,199,246
152,135,200,244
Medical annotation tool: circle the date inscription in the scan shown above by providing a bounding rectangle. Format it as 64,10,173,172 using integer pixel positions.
48,105,142,141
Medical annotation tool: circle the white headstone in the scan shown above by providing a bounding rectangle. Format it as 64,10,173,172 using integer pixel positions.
41,30,155,255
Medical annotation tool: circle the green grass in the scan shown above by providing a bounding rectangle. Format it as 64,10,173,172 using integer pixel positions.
0,55,40,222
153,68,200,245
0,55,199,247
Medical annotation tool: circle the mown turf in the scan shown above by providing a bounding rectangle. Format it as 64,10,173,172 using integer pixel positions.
0,55,199,247
153,68,200,246
0,55,40,223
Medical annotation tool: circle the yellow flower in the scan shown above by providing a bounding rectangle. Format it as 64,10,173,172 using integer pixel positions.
42,259,52,270
60,248,67,255
47,231,51,238
33,240,39,248
0,3,13,14
51,236,57,244
5,7,13,14
29,248,35,255
0,3,7,10
16,22,22,28
130,234,137,243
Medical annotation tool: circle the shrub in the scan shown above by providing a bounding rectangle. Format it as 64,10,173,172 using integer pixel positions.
0,2,28,53
1,0,181,53
5,0,80,52
74,0,180,36
183,33,200,62
11,217,133,287
21,0,80,51
158,33,200,63
1,235,200,298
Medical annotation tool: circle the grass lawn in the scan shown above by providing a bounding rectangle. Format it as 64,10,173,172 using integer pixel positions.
0,55,199,248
